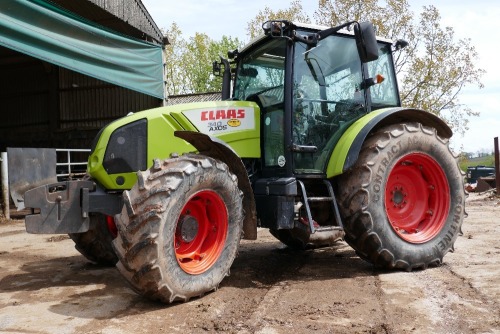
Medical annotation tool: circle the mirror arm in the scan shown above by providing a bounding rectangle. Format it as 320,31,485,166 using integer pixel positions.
317,21,357,41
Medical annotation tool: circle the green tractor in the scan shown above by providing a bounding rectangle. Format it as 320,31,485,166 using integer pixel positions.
25,20,465,303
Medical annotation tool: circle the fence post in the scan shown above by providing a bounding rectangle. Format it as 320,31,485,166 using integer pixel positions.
1,152,9,220
495,137,499,195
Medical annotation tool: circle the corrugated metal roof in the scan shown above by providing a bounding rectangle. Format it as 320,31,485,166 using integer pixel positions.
166,92,222,106
49,0,164,44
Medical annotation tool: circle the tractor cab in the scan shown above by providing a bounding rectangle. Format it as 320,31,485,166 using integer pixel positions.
229,21,400,178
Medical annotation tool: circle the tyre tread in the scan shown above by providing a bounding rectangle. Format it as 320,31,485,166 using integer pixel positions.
337,122,464,271
69,214,118,266
113,154,243,303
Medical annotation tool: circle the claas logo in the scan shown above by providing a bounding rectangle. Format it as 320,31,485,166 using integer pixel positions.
201,109,245,121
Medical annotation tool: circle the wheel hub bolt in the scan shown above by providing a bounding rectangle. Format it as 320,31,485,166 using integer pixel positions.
177,215,199,243
393,189,404,205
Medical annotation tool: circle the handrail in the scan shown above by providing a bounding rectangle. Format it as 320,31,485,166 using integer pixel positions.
55,149,91,179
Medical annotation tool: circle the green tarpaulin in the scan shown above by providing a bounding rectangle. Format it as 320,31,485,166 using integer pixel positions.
0,0,164,99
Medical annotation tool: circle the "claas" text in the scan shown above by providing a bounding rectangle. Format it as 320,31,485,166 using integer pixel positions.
201,109,245,121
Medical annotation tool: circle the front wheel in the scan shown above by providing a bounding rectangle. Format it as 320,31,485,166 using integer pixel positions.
112,154,243,303
69,214,117,266
337,123,465,270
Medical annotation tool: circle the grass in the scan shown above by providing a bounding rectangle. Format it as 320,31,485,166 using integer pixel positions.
459,154,496,172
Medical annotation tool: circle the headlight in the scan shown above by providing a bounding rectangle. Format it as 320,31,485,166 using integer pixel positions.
103,119,147,174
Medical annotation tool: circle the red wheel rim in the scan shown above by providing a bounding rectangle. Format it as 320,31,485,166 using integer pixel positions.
106,215,118,238
174,190,228,275
384,153,450,243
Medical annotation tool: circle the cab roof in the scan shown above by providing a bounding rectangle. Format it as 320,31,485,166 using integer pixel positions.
238,21,392,55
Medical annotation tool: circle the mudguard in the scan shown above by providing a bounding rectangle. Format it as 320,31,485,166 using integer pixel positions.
326,107,452,178
175,131,258,240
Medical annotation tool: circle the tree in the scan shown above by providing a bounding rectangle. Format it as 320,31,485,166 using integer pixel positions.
400,6,484,136
163,23,242,96
247,0,484,136
163,23,187,96
181,33,213,93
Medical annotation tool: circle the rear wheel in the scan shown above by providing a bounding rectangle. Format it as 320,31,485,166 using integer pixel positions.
113,154,243,303
337,123,465,270
69,214,118,266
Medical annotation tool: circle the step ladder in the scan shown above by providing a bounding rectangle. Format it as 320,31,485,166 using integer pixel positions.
296,179,344,234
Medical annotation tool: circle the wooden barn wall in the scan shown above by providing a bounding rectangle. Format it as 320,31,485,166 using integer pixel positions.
58,68,160,148
0,53,52,151
0,53,161,151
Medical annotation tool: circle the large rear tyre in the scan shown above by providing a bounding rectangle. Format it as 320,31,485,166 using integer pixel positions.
112,154,243,303
69,214,118,266
337,123,465,270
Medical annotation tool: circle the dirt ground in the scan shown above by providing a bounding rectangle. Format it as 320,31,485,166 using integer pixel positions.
1,192,499,334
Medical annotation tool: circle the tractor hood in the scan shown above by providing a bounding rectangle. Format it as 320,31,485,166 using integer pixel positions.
88,101,261,190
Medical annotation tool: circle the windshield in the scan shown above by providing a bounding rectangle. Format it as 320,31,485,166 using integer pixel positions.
234,39,287,168
233,39,286,102
293,34,364,173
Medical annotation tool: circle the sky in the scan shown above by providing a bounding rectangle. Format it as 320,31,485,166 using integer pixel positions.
141,0,499,154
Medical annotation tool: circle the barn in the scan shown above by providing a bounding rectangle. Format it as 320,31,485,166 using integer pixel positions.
0,0,166,151
0,0,169,217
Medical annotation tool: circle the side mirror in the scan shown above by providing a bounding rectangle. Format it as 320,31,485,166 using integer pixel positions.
354,22,379,63
213,58,232,100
